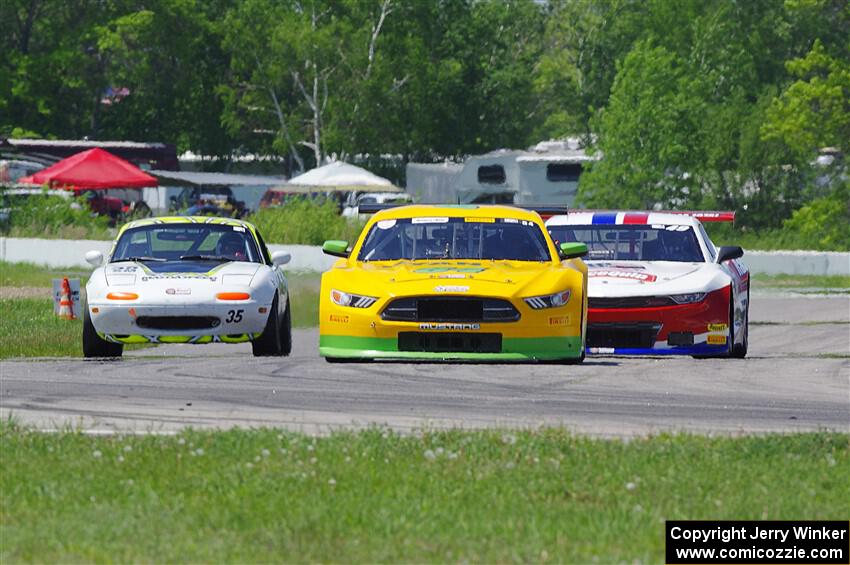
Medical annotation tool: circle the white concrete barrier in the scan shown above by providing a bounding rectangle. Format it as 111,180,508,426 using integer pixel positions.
1,237,848,276
0,237,336,272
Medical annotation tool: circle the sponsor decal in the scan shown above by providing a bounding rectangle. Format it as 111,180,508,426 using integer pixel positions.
464,217,495,223
589,270,658,282
109,266,138,273
503,218,519,224
413,266,486,274
141,274,217,281
548,315,571,326
232,226,246,232
329,314,349,324
434,285,469,292
707,323,728,332
418,323,480,330
165,288,192,295
376,219,397,230
437,274,466,279
412,217,449,224
707,334,727,345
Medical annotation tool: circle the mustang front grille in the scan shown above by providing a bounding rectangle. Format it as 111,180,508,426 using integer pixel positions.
136,316,221,331
587,322,661,349
398,332,502,353
381,297,520,322
588,296,676,309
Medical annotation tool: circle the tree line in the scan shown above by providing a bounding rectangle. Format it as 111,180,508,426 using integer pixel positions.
1,0,848,241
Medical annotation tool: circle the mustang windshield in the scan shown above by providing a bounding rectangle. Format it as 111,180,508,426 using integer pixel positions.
358,217,551,262
112,224,262,265
548,224,704,262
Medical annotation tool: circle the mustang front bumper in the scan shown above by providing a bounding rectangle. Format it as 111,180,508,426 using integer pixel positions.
319,296,585,361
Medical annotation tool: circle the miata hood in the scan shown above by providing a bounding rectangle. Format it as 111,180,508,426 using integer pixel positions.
105,260,260,286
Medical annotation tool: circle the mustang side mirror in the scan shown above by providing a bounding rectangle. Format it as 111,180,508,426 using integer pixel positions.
323,240,350,258
559,242,588,260
85,250,104,267
716,245,744,263
271,251,291,266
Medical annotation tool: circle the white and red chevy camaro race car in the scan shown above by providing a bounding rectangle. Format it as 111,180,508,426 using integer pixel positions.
546,211,749,357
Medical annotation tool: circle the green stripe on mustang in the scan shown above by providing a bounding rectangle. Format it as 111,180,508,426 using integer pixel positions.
319,335,583,360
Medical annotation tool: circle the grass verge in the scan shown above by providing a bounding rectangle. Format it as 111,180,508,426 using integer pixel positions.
751,273,850,289
1,426,846,562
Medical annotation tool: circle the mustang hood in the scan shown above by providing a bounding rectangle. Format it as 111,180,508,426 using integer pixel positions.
347,260,574,297
586,260,727,297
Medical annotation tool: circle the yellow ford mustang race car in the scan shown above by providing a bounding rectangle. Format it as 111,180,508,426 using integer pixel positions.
319,205,588,362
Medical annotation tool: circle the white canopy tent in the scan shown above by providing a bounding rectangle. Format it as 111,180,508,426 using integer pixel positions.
283,161,401,193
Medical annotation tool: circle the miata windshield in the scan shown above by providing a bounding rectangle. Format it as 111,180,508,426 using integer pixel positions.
111,224,262,264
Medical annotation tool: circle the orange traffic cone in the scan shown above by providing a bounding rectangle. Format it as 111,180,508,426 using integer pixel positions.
58,277,75,320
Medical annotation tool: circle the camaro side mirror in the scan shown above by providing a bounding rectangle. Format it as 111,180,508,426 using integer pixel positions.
271,251,291,266
323,240,350,258
716,245,744,263
559,242,588,259
85,250,104,267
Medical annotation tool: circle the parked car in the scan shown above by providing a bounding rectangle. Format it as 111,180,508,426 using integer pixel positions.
170,186,247,218
341,191,413,218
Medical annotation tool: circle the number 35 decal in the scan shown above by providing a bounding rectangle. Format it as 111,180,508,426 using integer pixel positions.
225,309,244,323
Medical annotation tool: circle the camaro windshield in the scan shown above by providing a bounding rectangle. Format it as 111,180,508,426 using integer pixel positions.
548,224,704,262
111,224,263,265
358,217,552,262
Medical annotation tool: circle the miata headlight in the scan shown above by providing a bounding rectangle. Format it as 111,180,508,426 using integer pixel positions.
669,292,706,304
524,289,571,309
330,289,378,308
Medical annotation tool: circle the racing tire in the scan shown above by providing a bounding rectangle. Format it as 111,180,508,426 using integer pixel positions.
325,357,364,363
280,296,292,357
82,306,123,358
252,295,283,357
731,291,749,359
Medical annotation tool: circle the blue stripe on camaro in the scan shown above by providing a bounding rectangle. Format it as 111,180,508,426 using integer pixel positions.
591,213,618,225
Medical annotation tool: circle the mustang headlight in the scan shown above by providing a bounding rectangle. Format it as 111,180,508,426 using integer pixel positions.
330,289,378,308
669,292,706,304
524,289,571,309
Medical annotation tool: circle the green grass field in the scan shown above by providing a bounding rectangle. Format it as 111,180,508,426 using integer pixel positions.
750,274,850,289
1,425,846,562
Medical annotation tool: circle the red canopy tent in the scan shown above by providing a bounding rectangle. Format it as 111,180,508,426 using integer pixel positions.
18,147,158,189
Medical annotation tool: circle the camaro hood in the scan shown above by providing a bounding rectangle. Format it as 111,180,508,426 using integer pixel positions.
586,260,728,297
342,260,579,297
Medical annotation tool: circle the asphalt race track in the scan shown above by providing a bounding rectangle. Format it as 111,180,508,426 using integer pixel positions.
1,294,848,437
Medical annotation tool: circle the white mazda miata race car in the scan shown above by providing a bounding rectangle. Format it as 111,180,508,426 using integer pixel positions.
83,216,292,358
546,211,749,357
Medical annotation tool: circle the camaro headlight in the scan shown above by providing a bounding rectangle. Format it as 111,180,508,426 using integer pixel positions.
524,289,571,309
330,289,378,308
669,292,706,304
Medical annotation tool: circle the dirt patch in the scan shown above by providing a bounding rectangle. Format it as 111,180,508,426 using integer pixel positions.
0,286,52,300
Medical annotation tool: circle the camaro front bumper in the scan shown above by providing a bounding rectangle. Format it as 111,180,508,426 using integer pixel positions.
586,286,731,356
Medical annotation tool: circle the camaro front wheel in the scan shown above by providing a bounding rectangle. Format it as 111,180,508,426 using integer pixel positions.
82,306,123,358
